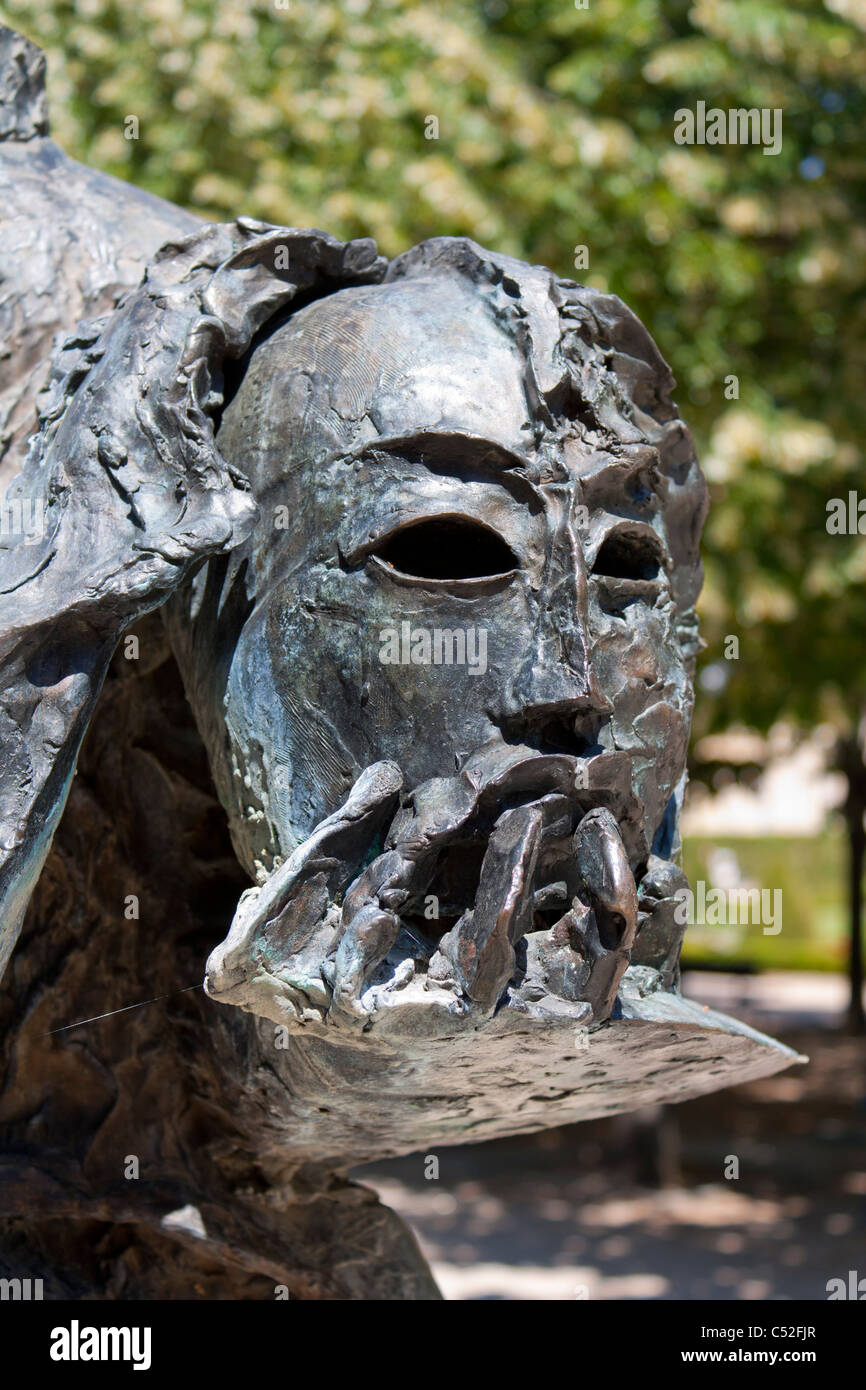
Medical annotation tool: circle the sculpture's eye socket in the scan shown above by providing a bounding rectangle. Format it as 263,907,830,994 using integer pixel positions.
593,531,662,582
374,516,519,581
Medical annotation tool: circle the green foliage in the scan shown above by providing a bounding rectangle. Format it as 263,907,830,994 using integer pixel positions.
5,0,865,738
681,832,848,971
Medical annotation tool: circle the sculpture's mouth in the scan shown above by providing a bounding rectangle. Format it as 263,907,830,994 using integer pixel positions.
203,736,680,1035
401,800,640,1023
402,771,634,935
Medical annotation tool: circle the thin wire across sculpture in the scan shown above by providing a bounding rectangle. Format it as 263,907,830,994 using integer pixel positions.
0,28,797,1299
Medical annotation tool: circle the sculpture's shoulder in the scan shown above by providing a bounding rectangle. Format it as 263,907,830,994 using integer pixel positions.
0,24,200,493
0,25,47,141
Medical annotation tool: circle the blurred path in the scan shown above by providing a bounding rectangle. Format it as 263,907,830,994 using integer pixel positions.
683,968,855,1031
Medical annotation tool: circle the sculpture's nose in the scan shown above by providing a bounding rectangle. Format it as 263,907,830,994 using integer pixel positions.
501,487,611,741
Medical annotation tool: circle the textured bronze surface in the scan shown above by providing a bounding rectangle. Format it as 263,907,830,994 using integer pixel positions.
0,27,797,1299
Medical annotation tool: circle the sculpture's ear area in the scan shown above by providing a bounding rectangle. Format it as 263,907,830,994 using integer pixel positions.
0,220,386,982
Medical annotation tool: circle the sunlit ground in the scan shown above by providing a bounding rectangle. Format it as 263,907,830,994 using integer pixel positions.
354,972,866,1300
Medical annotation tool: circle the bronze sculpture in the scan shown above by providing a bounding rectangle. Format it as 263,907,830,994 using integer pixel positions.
0,28,797,1299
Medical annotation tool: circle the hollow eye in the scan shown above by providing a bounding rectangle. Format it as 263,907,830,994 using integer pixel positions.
374,516,519,580
593,531,662,582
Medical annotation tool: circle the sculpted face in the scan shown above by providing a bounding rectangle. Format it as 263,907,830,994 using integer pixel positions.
174,243,706,1035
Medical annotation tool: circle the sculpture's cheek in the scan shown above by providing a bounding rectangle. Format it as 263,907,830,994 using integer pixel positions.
588,594,692,846
225,566,541,856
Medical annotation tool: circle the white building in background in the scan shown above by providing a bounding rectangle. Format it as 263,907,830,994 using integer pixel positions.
683,724,846,838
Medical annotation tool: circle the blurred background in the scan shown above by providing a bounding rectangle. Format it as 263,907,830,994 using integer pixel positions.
4,0,864,1297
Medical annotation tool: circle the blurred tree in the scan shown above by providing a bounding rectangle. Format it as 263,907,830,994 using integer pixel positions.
4,0,865,1020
